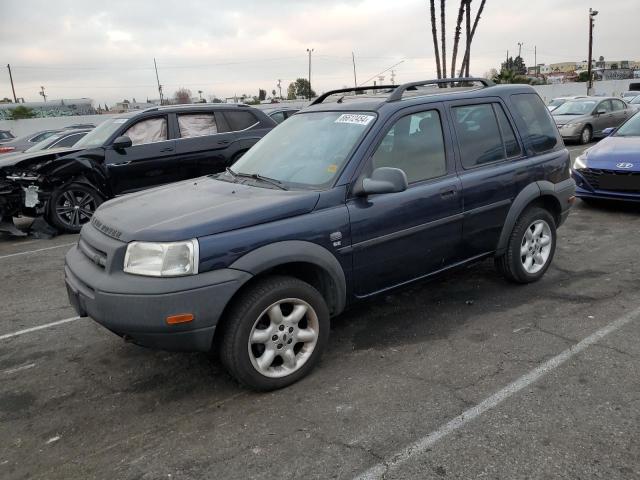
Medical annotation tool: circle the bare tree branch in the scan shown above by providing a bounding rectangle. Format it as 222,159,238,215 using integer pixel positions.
459,0,486,77
440,0,447,79
430,0,442,78
450,0,465,78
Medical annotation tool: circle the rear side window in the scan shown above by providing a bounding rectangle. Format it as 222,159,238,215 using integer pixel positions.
52,133,85,147
269,111,286,124
510,93,559,154
454,103,517,168
224,111,259,131
178,114,218,138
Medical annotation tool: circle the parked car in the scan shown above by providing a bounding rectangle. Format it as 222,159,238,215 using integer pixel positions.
621,91,639,100
0,129,62,154
0,104,276,232
0,130,15,144
23,129,90,153
552,96,634,144
547,96,587,112
65,79,574,390
626,95,640,112
262,107,300,124
572,111,640,203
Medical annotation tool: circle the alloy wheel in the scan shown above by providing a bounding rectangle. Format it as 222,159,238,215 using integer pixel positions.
55,189,98,229
520,219,552,274
248,298,319,378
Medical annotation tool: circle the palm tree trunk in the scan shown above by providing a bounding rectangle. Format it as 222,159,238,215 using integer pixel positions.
430,0,442,78
465,0,471,77
440,0,447,79
458,0,486,77
450,0,465,77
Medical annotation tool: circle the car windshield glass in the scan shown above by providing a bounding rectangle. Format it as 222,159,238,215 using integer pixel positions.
25,134,62,152
549,99,565,107
553,100,597,115
74,118,127,148
614,112,640,137
630,96,640,104
227,111,375,189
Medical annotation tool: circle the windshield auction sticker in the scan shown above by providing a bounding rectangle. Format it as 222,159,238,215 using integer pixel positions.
335,114,375,126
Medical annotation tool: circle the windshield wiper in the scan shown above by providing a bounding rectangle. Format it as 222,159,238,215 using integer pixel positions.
233,171,288,190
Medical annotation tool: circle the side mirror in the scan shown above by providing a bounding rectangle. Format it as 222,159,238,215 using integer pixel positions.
595,109,607,116
112,135,132,150
602,127,616,136
355,167,408,196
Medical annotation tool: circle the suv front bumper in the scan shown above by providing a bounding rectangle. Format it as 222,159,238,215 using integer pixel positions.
65,244,251,352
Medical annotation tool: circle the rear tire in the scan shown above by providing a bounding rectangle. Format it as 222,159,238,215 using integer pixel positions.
495,207,556,284
219,275,330,391
46,182,103,233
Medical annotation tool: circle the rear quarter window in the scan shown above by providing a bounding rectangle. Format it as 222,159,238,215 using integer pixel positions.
510,93,560,154
224,111,259,131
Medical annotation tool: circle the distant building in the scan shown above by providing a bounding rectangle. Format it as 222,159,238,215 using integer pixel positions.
113,99,156,113
0,98,95,120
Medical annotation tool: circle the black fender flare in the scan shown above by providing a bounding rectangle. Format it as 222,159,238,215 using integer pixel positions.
495,182,541,255
230,240,347,315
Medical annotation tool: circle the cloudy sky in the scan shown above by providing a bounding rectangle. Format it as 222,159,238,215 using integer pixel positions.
1,0,638,105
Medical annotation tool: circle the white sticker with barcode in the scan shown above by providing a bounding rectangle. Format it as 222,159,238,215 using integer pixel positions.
334,114,374,126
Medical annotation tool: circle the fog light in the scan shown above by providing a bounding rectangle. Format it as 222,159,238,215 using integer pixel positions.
166,313,194,325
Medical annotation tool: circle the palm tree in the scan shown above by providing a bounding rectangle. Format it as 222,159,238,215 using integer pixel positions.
450,0,466,77
429,0,442,78
458,0,487,77
440,0,447,79
465,0,471,77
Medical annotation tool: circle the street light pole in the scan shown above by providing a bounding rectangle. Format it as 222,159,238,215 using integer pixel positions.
587,8,598,95
306,48,314,100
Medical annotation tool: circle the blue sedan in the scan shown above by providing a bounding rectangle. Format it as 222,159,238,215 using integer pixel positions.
571,112,640,203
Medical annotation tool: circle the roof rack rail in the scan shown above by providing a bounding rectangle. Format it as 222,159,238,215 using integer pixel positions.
386,77,494,102
310,85,397,106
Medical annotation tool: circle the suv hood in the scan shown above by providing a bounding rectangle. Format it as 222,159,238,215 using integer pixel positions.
553,114,590,126
92,177,321,242
0,147,81,171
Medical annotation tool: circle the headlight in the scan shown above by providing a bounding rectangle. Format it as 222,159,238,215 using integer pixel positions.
573,154,587,170
124,239,199,277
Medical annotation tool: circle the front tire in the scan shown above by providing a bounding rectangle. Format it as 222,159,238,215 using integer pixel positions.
219,276,330,391
495,207,556,284
579,125,592,145
46,182,103,233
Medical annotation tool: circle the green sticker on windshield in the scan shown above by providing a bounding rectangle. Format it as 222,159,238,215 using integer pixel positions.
335,114,374,126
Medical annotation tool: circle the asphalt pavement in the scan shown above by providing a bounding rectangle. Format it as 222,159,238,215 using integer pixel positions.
1,142,639,480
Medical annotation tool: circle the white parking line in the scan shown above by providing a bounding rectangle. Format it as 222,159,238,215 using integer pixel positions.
0,316,81,341
0,242,76,261
2,363,36,375
354,306,640,480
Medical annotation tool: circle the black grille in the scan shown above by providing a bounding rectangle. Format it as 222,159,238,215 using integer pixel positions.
78,237,107,268
578,168,640,192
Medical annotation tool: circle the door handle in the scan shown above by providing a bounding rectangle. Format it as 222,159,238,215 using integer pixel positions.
110,161,131,167
440,186,458,198
217,140,230,145
160,147,174,152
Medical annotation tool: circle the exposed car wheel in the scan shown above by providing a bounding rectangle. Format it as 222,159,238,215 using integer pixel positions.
495,207,556,284
46,182,104,233
579,125,592,145
219,275,330,391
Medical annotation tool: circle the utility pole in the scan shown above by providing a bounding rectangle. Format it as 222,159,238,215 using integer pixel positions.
352,52,357,89
39,86,47,102
6,64,17,103
390,70,396,85
587,8,599,95
517,42,523,58
534,45,538,77
306,48,314,100
153,58,163,105
277,79,282,99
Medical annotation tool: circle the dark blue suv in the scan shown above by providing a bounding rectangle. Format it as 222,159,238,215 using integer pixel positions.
65,79,575,390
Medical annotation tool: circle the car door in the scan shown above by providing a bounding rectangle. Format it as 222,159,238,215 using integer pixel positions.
611,99,631,127
346,105,463,297
104,115,178,195
593,100,615,136
174,110,237,177
448,99,526,257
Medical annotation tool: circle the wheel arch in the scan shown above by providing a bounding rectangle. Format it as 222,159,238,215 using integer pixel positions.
496,182,562,255
228,240,347,317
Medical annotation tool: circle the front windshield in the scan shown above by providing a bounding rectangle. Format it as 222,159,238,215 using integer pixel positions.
553,100,597,115
229,111,375,189
25,134,63,152
615,112,640,137
548,99,565,107
629,96,640,104
74,117,128,149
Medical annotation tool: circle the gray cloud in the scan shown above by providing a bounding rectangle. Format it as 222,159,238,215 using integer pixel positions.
1,0,637,104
